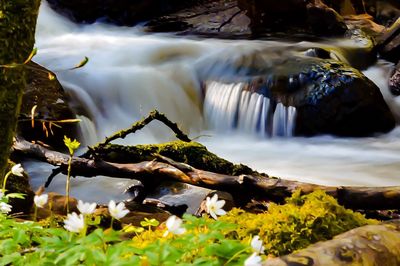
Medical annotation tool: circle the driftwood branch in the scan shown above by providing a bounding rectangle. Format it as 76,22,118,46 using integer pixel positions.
264,220,400,266
83,110,191,158
12,137,400,210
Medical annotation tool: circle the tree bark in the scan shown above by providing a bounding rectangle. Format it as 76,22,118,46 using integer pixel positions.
13,137,400,210
0,0,40,177
264,220,400,266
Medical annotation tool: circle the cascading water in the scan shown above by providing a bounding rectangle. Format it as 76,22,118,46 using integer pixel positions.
204,81,296,137
26,1,400,204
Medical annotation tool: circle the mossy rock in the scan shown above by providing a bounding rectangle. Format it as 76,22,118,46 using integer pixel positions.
93,140,258,176
19,61,78,149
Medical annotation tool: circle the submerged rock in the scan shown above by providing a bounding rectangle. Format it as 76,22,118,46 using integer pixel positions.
21,62,78,149
203,54,395,137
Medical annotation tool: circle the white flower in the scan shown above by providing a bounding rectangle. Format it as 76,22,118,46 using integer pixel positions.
11,164,24,177
77,200,96,215
34,194,48,208
244,252,262,266
205,194,226,220
163,215,186,237
0,202,12,214
108,200,129,220
251,236,265,254
0,191,4,199
64,212,85,233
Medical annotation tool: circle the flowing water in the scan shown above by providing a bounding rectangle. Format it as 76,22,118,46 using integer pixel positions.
27,1,400,204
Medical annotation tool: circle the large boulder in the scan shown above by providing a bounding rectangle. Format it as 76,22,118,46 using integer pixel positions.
236,0,347,36
364,0,400,27
46,0,202,26
203,53,395,137
20,62,78,149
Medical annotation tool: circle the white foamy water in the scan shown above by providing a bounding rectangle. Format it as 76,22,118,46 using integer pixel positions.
28,1,400,202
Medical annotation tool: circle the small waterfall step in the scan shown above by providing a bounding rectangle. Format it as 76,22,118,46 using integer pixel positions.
204,81,296,137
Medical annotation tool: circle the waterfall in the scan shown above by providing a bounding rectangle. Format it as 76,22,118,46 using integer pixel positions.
204,81,297,137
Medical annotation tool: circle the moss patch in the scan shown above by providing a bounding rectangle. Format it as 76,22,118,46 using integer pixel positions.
220,190,377,256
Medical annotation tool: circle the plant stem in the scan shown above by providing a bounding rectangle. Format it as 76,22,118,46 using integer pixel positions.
223,247,250,266
2,171,11,194
65,155,72,213
33,206,38,222
110,217,115,230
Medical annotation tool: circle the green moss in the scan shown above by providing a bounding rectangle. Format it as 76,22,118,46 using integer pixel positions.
220,190,377,256
0,0,40,177
94,140,257,176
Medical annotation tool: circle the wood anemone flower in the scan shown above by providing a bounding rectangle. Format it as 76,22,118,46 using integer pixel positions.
0,202,12,214
77,200,96,215
108,200,129,220
163,215,186,237
251,235,265,254
11,164,24,177
64,212,85,233
205,194,226,220
244,252,263,266
34,194,48,208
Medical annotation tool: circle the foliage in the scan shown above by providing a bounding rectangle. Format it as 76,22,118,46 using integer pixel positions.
220,190,377,256
0,190,376,265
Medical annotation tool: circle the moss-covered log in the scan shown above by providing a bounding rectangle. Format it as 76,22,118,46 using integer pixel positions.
91,141,257,176
264,220,400,266
0,0,40,177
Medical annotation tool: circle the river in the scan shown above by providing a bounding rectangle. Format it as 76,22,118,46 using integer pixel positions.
28,1,400,204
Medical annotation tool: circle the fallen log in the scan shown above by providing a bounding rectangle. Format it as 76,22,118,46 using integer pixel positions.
12,137,400,210
264,220,400,266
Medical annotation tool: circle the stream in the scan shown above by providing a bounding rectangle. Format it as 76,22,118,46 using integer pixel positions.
27,1,400,206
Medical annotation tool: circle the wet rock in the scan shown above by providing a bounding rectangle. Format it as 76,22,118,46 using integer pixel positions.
204,54,395,137
145,0,251,37
364,0,400,27
46,0,202,26
389,63,400,96
21,62,78,149
378,18,400,63
237,0,347,36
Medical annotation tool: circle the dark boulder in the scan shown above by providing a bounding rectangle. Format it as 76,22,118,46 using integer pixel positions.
46,0,202,26
364,0,400,27
203,54,395,137
237,0,347,36
20,62,78,149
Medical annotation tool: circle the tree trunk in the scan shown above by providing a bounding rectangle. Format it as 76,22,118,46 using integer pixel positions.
264,220,400,266
0,0,40,177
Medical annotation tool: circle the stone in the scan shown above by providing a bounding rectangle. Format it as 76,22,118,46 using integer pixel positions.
21,62,78,149
46,0,201,26
203,53,395,137
389,63,400,96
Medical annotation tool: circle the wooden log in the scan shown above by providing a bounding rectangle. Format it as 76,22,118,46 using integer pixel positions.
264,220,400,266
12,137,400,210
